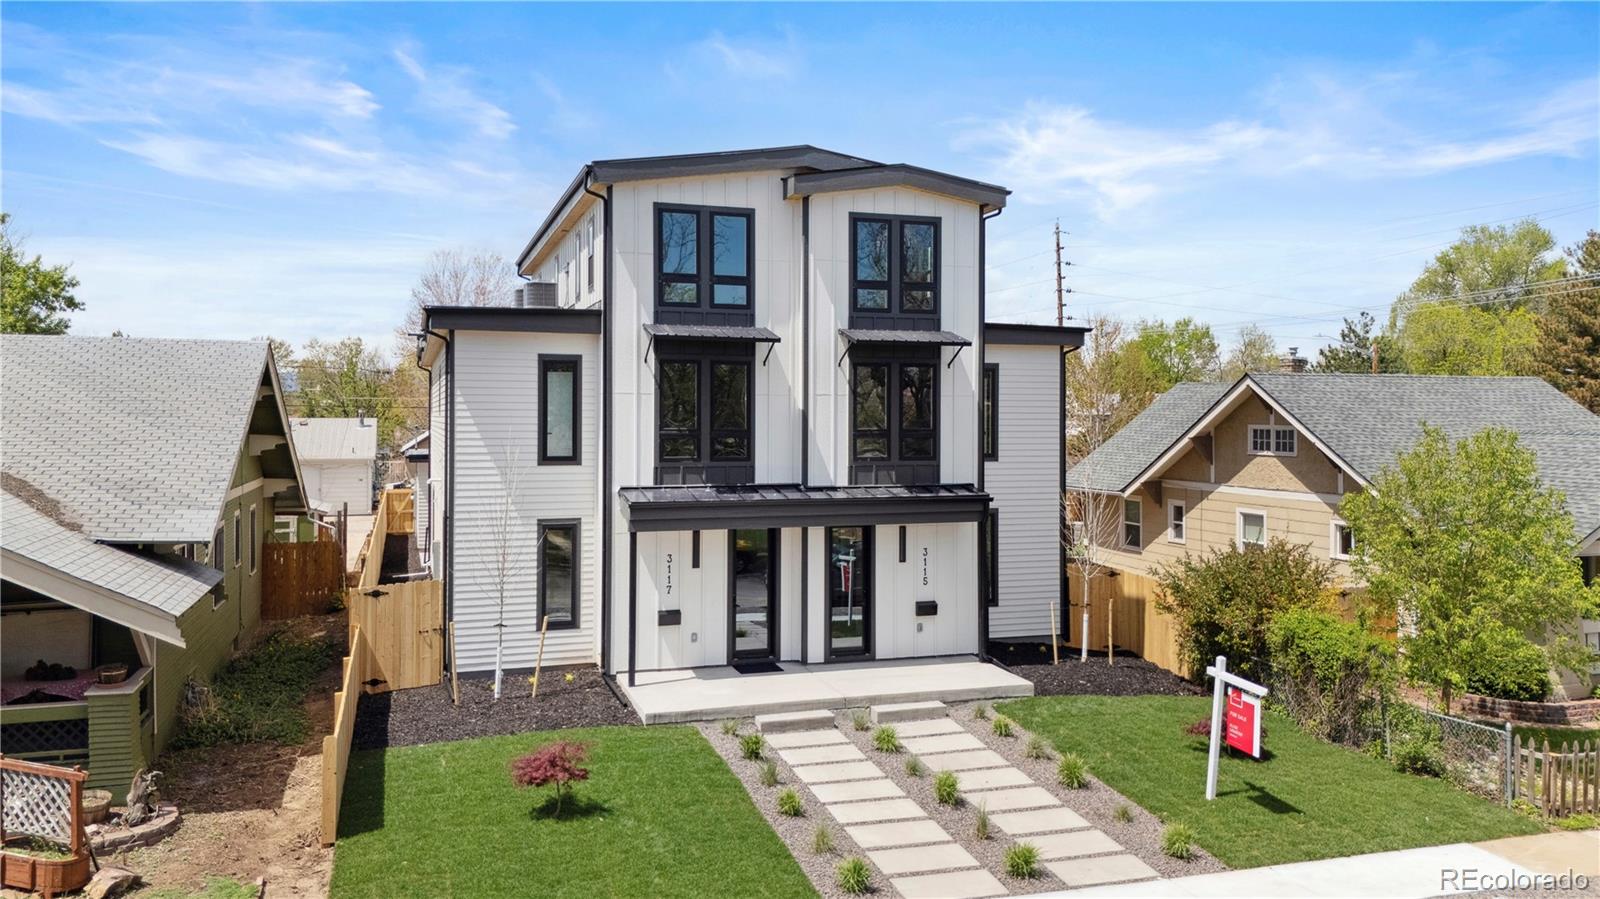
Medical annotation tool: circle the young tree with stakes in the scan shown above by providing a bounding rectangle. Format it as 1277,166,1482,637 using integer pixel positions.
481,450,533,699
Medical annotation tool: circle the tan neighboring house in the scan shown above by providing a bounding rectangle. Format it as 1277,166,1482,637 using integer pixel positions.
1066,373,1600,696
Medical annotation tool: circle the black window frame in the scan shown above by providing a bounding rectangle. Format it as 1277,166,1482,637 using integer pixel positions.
850,352,939,482
654,203,755,313
849,213,940,318
586,216,596,294
984,509,999,607
655,343,756,484
539,354,582,465
982,363,999,461
537,519,580,630
825,525,874,661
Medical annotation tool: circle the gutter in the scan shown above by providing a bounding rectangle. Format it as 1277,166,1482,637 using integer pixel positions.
800,194,810,664
582,176,616,675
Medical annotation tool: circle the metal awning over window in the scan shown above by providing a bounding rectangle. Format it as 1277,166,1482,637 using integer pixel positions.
643,323,781,364
619,483,990,532
838,328,971,367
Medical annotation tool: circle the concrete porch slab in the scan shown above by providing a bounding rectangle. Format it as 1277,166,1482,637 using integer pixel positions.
619,656,1033,724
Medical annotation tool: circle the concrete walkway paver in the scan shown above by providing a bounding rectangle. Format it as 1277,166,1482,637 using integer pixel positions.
764,729,849,749
990,807,1090,836
902,733,987,755
964,785,1059,812
954,767,1034,791
891,869,1008,899
846,819,953,850
868,843,981,876
827,798,926,824
809,778,905,803
1026,829,1125,860
895,718,965,738
1045,854,1161,887
921,749,1010,771
778,743,865,765
793,760,882,783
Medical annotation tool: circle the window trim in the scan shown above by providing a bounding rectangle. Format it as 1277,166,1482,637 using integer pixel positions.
849,213,941,317
653,203,755,311
1167,499,1186,544
982,363,999,461
1247,424,1298,457
586,217,596,293
537,520,580,630
232,510,242,568
985,510,1000,607
1122,497,1142,549
1237,508,1268,547
655,352,755,470
1330,518,1353,561
539,354,582,465
248,503,258,574
850,357,939,466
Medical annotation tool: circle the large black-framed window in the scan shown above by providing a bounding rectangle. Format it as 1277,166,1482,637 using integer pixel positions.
826,525,873,659
851,356,938,482
538,520,578,629
656,344,755,484
851,214,939,317
539,355,580,465
982,363,999,461
655,204,754,312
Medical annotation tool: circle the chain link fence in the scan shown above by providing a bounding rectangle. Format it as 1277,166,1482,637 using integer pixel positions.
1417,708,1512,804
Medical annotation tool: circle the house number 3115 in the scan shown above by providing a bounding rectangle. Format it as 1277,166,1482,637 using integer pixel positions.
921,547,929,586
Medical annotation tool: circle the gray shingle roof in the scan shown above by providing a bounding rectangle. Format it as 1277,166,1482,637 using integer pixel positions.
1065,383,1229,493
289,417,379,462
1,335,271,543
1,486,221,619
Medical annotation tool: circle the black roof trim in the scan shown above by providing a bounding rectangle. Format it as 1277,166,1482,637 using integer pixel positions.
840,328,972,349
620,483,991,532
591,145,878,184
642,323,781,343
788,164,1010,210
984,322,1090,347
424,305,603,334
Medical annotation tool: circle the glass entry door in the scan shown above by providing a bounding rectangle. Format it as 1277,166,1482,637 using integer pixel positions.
730,529,777,661
827,526,872,658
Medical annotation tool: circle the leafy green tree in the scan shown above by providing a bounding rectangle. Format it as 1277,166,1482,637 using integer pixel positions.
1132,317,1218,389
1312,312,1407,374
1534,230,1600,412
1,213,83,334
1394,220,1565,320
292,337,404,448
1064,314,1162,457
1398,303,1539,375
1153,538,1338,683
1219,324,1279,382
1341,426,1596,711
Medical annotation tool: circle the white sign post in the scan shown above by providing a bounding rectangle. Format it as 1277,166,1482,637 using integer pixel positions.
1204,655,1269,801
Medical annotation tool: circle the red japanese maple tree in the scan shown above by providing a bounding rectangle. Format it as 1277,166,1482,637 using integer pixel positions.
510,740,591,817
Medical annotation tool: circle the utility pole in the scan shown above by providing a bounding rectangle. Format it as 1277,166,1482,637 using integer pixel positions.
1054,221,1071,326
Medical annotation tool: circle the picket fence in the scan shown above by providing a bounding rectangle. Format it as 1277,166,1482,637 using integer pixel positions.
1512,736,1600,816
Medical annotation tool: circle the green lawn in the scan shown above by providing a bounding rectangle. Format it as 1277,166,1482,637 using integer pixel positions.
330,726,815,899
998,695,1542,869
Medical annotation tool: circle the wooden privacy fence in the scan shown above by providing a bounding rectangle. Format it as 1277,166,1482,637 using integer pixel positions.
320,627,369,846
382,489,414,535
1068,573,1183,675
1513,736,1600,816
261,539,345,619
347,579,443,693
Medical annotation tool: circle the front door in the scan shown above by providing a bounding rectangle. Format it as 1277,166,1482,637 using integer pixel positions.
827,526,873,659
730,529,778,661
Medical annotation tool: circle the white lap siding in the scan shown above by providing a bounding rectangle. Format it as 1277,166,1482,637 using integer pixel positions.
984,343,1063,640
451,330,600,671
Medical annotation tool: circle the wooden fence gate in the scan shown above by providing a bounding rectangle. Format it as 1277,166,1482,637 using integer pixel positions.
1513,736,1600,816
346,580,443,693
262,540,345,619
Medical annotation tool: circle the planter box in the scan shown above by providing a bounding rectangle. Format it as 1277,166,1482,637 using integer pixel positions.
1458,693,1600,725
1,845,92,896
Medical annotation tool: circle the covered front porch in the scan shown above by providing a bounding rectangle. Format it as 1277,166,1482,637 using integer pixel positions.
619,655,1033,724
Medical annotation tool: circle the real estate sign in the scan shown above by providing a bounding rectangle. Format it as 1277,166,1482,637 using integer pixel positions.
1225,687,1262,758
1203,655,1269,800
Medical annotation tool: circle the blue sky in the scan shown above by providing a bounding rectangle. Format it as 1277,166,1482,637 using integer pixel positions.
3,2,1596,356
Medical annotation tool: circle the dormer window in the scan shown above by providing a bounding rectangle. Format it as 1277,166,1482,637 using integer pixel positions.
852,215,939,318
1248,424,1296,456
656,205,753,312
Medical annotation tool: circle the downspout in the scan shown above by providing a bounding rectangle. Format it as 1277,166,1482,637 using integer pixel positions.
800,194,811,664
417,327,451,667
977,205,1001,660
1059,344,1069,647
444,335,456,640
581,173,616,675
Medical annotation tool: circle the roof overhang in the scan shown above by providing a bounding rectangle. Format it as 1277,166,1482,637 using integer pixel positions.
425,305,603,334
787,164,1010,211
839,329,972,349
642,323,780,342
620,483,990,532
1121,375,1372,497
984,322,1089,348
0,548,192,647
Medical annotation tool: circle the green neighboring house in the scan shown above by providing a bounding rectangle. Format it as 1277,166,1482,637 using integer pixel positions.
0,336,307,791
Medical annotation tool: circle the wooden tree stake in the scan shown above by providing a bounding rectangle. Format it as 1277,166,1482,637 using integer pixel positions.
531,615,550,698
449,621,460,705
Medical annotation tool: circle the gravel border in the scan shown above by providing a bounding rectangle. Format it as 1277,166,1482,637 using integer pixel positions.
699,720,885,899
948,699,1227,879
354,668,636,750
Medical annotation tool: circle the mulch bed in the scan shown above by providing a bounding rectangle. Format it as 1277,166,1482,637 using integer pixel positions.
987,643,1202,697
353,667,636,750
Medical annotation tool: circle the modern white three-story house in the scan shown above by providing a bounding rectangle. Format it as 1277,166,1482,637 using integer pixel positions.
418,146,1084,690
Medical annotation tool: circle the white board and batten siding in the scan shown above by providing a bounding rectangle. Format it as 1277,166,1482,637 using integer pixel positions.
448,330,601,672
984,343,1064,640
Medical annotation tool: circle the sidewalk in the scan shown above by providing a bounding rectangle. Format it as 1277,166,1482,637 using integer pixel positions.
1050,830,1597,898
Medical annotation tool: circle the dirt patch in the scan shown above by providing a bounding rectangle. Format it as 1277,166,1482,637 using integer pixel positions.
353,668,636,751
114,614,345,899
988,645,1202,697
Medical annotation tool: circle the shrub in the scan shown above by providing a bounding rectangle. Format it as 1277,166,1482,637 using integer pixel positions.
740,733,765,761
1267,607,1396,744
1555,813,1599,832
904,756,925,777
851,710,871,731
975,802,991,840
873,726,901,753
1057,753,1088,788
720,719,740,736
1184,717,1268,743
837,857,871,895
1024,735,1052,760
1005,842,1040,878
972,703,989,721
1162,823,1196,860
759,760,779,787
510,741,591,817
812,824,835,854
1154,539,1336,683
1113,803,1132,824
1392,736,1445,777
172,632,340,749
934,770,960,806
992,716,1014,737
777,788,804,817
1462,627,1551,702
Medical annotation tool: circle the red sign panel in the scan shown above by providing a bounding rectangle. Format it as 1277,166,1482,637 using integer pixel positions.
1225,688,1262,758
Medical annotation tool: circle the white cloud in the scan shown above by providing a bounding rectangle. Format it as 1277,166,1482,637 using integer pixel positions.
393,44,515,140
697,29,802,80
